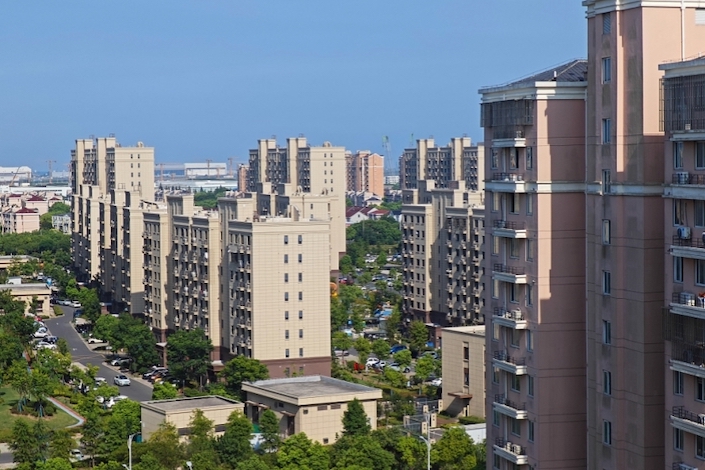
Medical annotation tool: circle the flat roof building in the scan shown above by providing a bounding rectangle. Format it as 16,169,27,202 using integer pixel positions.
0,282,53,316
441,325,485,420
241,376,382,444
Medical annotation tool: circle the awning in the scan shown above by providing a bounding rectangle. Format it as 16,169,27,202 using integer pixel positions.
448,392,473,399
280,410,295,417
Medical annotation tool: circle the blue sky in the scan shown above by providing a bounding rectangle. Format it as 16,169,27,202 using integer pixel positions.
0,1,586,172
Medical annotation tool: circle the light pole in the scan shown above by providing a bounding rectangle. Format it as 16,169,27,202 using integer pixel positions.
122,433,137,470
416,412,431,470
186,461,193,470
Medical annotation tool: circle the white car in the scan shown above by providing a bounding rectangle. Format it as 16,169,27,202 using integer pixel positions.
36,342,57,350
366,357,380,367
105,395,129,409
33,330,48,339
70,301,82,308
69,449,84,462
430,378,442,387
94,377,107,386
114,375,131,386
88,337,105,344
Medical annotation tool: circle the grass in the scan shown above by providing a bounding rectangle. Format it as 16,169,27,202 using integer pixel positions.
0,387,78,442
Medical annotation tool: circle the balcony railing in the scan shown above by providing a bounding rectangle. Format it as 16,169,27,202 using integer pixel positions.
672,292,705,308
493,264,526,275
493,220,526,230
493,350,527,366
672,406,705,425
672,173,705,185
493,307,524,321
494,394,526,411
672,235,705,249
492,172,524,182
494,438,527,456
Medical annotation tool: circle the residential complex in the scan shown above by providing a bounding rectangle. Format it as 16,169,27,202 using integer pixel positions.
441,325,486,420
345,151,384,196
399,137,484,192
401,180,485,326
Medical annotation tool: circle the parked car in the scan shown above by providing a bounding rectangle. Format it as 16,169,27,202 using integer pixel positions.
365,357,380,367
422,351,438,360
373,361,388,370
94,377,107,386
33,330,49,339
143,367,167,380
333,349,350,357
107,395,129,408
44,336,58,344
88,337,105,344
430,378,442,387
390,344,407,355
148,370,169,383
70,301,82,308
110,357,132,367
114,375,131,386
69,449,84,462
388,362,411,373
35,341,56,350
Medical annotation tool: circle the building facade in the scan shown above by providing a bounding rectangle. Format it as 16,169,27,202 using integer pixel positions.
401,180,484,326
400,137,484,191
442,325,486,419
480,60,588,469
345,151,385,196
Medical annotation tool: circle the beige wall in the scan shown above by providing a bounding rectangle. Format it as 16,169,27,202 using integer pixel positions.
141,402,244,441
442,326,486,418
0,285,52,316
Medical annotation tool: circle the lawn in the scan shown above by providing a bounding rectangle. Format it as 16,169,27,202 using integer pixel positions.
0,387,78,442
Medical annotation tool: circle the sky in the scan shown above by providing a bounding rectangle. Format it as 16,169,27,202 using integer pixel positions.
0,1,586,173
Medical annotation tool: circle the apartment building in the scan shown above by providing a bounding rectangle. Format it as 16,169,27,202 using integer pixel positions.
247,138,346,271
219,194,332,378
583,2,705,469
480,60,588,469
71,136,155,312
400,137,484,191
345,151,385,196
401,180,484,326
661,57,705,470
442,325,486,419
1,207,40,234
237,164,249,192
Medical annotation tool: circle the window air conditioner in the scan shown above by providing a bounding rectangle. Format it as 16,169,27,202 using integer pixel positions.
678,226,692,240
676,171,690,184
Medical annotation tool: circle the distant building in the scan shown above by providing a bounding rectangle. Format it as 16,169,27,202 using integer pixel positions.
0,166,32,185
0,282,52,316
400,138,483,191
345,151,384,196
52,213,71,234
241,376,382,444
2,207,40,234
237,164,249,192
441,325,485,419
384,175,400,186
184,162,228,179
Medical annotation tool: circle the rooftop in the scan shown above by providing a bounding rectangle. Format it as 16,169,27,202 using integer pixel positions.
245,375,379,399
0,283,51,292
479,59,587,93
142,396,241,412
442,325,486,337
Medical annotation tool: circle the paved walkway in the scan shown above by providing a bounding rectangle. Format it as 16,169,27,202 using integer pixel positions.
47,397,84,428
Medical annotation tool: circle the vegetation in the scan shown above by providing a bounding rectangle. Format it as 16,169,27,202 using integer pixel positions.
39,202,71,231
194,187,230,210
167,328,214,388
346,217,401,247
218,356,269,399
94,313,161,373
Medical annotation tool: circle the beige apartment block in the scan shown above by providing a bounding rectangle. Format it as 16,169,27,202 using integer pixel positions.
71,137,155,313
2,207,40,234
661,57,705,470
140,396,244,441
583,2,705,469
345,151,385,196
400,137,484,191
241,376,382,444
247,138,347,271
442,325,485,419
237,164,249,192
0,283,52,316
480,59,588,469
219,195,332,378
143,205,169,342
401,180,484,326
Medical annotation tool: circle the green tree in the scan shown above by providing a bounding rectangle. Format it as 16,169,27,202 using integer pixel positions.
430,426,477,470
396,436,427,470
167,329,213,388
143,423,185,470
330,435,394,470
372,339,390,360
415,355,438,383
81,413,104,467
353,337,371,365
123,323,161,373
152,382,178,400
216,411,253,468
48,429,75,460
39,202,71,230
187,409,215,456
219,355,269,399
236,456,270,470
103,399,142,457
339,255,353,274
330,296,347,332
9,419,39,467
382,367,406,389
134,452,166,470
6,359,32,411
93,314,120,345
332,331,352,357
408,321,429,353
259,409,281,454
276,432,329,470
36,458,74,470
342,399,370,437
393,349,412,368
56,338,69,355
346,217,402,247
77,288,101,323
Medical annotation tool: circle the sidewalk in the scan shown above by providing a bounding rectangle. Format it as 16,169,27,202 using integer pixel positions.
0,443,14,469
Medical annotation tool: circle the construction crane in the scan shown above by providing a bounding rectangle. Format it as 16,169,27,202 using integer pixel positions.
47,160,56,184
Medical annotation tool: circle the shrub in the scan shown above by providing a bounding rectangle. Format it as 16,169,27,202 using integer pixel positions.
183,387,208,398
53,305,64,316
458,415,485,425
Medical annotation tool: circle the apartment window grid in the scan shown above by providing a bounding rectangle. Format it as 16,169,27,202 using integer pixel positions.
526,238,534,261
696,200,705,227
603,370,612,395
697,259,705,285
493,410,500,427
602,57,612,83
602,219,611,245
674,141,684,169
526,193,533,215
697,377,705,401
603,420,612,445
602,118,612,144
697,142,705,168
603,320,611,344
674,370,684,395
602,169,611,193
526,146,533,170
602,270,611,295
674,428,684,452
528,375,534,397
698,435,705,459
528,421,535,442
674,256,684,283
511,374,521,392
526,284,533,306
603,12,611,34
526,329,533,351
674,199,687,226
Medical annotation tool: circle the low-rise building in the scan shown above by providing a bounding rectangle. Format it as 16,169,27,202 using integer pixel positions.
241,375,382,444
0,282,52,316
441,325,486,419
52,213,71,234
140,396,244,441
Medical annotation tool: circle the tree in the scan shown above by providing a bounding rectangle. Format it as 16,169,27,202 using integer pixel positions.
187,409,215,456
48,429,75,460
332,331,352,357
9,419,39,467
103,399,142,457
330,435,394,470
133,452,166,470
353,337,371,365
393,349,412,368
39,202,70,230
152,382,178,400
143,423,185,470
259,409,281,454
77,288,101,323
415,355,438,383
396,436,427,470
36,458,74,470
330,296,347,332
6,359,32,411
93,315,120,345
276,432,329,470
339,255,353,274
408,321,429,353
81,413,104,468
123,324,161,373
382,367,406,389
235,456,270,470
219,355,269,399
372,339,390,360
342,399,370,437
430,426,477,470
216,411,253,468
167,329,213,388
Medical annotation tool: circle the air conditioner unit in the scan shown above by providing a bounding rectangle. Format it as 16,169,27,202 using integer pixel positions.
678,226,692,239
698,413,705,424
676,171,690,184
680,463,697,470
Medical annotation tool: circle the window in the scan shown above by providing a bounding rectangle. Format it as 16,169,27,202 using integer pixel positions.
509,148,519,169
492,192,500,212
509,239,519,258
526,284,533,306
298,310,303,319
298,292,303,301
284,292,289,301
603,320,612,344
602,118,611,144
492,366,499,384
603,12,611,34
526,147,533,170
526,239,534,261
697,377,705,401
674,428,684,452
674,199,686,226
285,330,289,339
602,169,611,193
463,346,469,360
510,328,520,347
698,436,705,459
493,454,501,469
603,420,612,445
492,279,500,299
284,273,289,283
284,235,289,245
511,418,521,436
674,256,684,283
526,194,533,215
528,421,535,442
493,323,500,341
509,284,518,303
526,329,533,351
284,311,289,320
298,254,302,263
298,234,303,244
492,236,500,255
298,273,302,282
602,57,611,83
602,219,611,245
284,254,289,264
511,374,521,392
697,142,705,168
697,259,705,285
285,349,290,358
509,193,520,214
674,141,684,169
603,271,611,295
491,148,499,169
493,410,500,427
299,348,304,357
674,371,684,395
697,201,705,227
603,370,612,395
528,375,534,397
299,329,303,339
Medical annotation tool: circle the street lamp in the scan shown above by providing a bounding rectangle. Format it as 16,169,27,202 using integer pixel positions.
186,462,193,470
416,412,431,470
122,433,138,470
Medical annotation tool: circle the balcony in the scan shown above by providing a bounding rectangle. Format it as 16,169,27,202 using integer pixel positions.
493,220,528,239
670,292,705,321
671,406,705,438
669,172,705,199
493,394,528,419
492,130,527,148
487,172,528,193
492,264,528,284
493,307,528,329
493,438,528,465
671,234,705,260
492,350,528,375
673,462,699,470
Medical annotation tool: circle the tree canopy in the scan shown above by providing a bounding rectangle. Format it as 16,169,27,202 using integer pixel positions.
219,355,269,399
346,217,401,247
167,329,213,387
